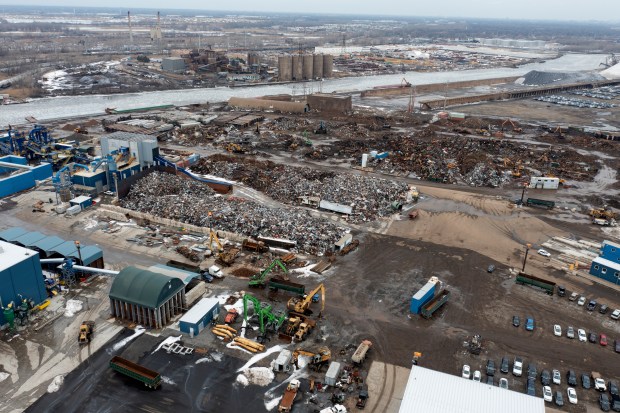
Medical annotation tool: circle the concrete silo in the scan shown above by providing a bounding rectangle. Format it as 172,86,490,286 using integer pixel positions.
292,55,303,80
302,54,314,80
313,54,324,79
278,55,293,81
323,54,334,78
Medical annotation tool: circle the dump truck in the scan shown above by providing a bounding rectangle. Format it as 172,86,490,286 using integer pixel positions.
420,289,450,319
242,239,269,253
109,356,162,389
78,320,95,344
278,379,300,412
525,198,555,210
269,278,305,296
516,272,556,295
352,340,372,365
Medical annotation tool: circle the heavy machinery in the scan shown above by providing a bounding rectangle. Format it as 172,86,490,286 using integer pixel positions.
249,258,288,288
501,119,523,133
293,321,315,342
287,283,325,316
278,379,300,412
217,247,239,266
242,239,269,253
243,294,287,342
590,207,617,220
291,346,331,371
225,143,246,153
224,308,239,324
314,121,327,135
208,228,223,252
78,320,95,344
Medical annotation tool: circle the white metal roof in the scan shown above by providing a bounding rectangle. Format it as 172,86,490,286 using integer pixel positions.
70,195,91,204
179,297,220,325
398,366,545,413
412,280,435,300
603,240,620,250
593,256,620,271
0,241,38,272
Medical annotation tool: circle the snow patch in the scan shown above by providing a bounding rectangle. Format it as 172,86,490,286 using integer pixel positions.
236,374,249,386
161,376,176,385
111,326,145,351
64,299,83,317
211,352,223,362
240,367,275,386
195,352,223,364
236,345,285,372
226,341,253,355
264,395,282,411
0,372,10,383
47,375,64,393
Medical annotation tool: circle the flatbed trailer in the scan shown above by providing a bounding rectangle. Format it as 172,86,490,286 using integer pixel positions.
109,356,162,389
525,198,555,210
515,272,555,295
420,289,450,319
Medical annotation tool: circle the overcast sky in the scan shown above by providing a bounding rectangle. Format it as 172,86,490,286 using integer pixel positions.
6,1,620,21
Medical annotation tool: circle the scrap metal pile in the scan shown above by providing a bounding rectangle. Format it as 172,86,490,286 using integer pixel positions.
191,155,409,222
120,172,344,254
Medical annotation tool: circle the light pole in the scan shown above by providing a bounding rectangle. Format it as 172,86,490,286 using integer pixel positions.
74,240,82,264
521,243,532,273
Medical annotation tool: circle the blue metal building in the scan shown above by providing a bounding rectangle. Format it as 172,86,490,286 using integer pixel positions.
590,257,620,285
0,241,47,324
178,297,220,337
600,240,620,264
0,155,52,198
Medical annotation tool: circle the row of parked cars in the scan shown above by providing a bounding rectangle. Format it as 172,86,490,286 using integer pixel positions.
561,288,620,321
462,357,620,410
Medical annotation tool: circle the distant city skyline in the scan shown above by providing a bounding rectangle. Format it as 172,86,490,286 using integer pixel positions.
2,0,620,21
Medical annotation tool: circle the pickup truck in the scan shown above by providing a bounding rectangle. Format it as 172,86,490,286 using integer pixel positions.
356,389,368,409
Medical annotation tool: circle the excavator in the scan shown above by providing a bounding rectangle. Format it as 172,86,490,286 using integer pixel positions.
242,294,287,343
287,283,325,316
248,258,288,288
501,119,523,133
291,346,331,371
208,228,223,252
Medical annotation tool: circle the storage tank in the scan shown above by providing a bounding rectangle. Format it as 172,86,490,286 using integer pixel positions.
247,52,260,66
323,54,334,78
313,54,324,79
291,55,302,81
302,54,313,80
278,56,293,81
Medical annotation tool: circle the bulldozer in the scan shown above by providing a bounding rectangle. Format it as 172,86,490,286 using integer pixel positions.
291,346,331,371
78,321,95,344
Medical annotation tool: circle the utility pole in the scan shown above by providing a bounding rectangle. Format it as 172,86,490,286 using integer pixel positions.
519,183,528,205
521,243,532,273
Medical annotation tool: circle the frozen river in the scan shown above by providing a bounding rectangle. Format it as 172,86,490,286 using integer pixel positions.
0,53,607,127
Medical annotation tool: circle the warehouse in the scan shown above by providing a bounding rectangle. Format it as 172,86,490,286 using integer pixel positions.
0,241,47,324
398,366,545,413
109,266,186,329
178,297,220,337
0,227,104,267
589,257,620,285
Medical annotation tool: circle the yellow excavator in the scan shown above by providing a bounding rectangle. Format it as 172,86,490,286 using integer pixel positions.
291,346,331,371
287,283,325,316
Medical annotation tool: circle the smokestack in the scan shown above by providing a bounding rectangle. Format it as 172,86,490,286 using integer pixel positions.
127,11,133,46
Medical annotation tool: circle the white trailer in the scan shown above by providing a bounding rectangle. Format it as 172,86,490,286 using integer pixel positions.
319,200,353,215
529,177,560,189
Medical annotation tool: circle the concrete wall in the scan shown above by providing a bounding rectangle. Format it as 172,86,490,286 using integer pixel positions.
228,97,309,113
307,94,352,113
0,172,33,198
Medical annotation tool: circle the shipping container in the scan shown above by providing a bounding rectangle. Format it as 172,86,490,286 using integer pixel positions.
410,280,438,313
529,177,560,189
325,361,342,386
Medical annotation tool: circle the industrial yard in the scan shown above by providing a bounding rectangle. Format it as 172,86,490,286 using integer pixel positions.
0,4,619,413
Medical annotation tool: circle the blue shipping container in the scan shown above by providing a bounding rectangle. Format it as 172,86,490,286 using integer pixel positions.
410,280,438,314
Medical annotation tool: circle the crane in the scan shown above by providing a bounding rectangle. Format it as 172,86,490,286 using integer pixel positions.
291,346,331,371
249,258,288,288
287,283,325,316
242,294,286,342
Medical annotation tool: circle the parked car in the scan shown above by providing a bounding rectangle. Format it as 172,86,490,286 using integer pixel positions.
578,296,587,306
538,249,551,257
553,369,561,385
589,332,598,343
609,380,619,397
527,363,537,380
600,393,611,412
599,304,609,314
567,387,578,404
526,378,536,396
601,334,608,346
513,357,523,377
462,364,471,379
568,292,579,301
555,391,564,407
487,264,495,273
486,376,494,385
499,378,509,389
557,285,566,297
512,315,520,327
613,394,620,412
543,385,553,402
541,370,551,386
587,300,598,311
567,370,577,386
473,370,481,382
594,376,607,392
525,317,535,331
612,309,620,320
567,326,575,339
486,360,495,376
500,357,510,374
553,324,562,336
582,373,591,389
616,340,620,354
578,329,587,342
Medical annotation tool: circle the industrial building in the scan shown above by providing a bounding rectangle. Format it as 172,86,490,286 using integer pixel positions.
278,54,334,81
109,266,186,329
398,366,545,413
0,240,47,324
178,297,220,336
161,57,187,73
307,94,352,113
228,97,309,113
589,240,620,284
0,155,53,198
0,227,104,267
